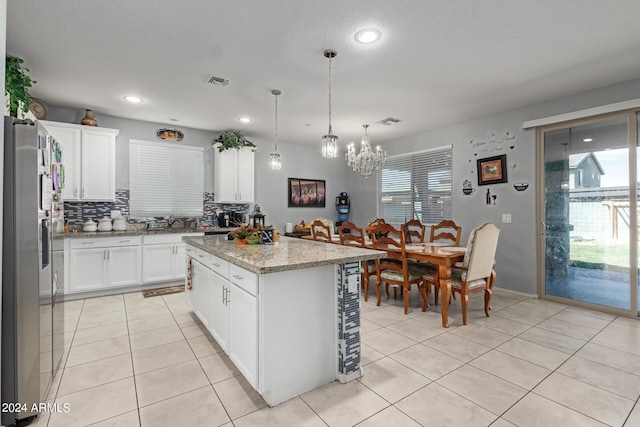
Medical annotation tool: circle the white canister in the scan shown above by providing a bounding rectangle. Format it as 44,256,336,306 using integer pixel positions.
112,216,127,231
285,222,293,233
97,217,113,232
83,220,97,232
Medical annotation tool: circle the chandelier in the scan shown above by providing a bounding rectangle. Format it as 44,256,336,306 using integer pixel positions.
345,124,387,179
321,49,338,158
270,89,282,170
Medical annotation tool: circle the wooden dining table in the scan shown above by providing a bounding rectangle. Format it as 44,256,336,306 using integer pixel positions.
303,235,465,327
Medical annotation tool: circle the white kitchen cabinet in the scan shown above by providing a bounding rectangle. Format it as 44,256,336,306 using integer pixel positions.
190,259,212,329
213,147,255,203
41,121,119,201
209,271,229,351
229,282,258,388
67,237,141,294
142,233,201,283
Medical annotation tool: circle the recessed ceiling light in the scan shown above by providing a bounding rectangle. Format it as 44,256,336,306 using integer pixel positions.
583,138,593,142
238,117,252,124
124,96,143,103
355,29,381,44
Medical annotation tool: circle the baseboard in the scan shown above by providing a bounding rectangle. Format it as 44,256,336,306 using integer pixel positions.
493,286,537,299
60,281,183,301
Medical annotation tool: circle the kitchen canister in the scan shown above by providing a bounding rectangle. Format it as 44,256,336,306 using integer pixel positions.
285,222,293,233
97,217,113,232
83,220,97,232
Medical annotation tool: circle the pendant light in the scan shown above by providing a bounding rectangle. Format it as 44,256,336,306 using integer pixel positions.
270,89,282,170
345,124,387,179
321,49,338,158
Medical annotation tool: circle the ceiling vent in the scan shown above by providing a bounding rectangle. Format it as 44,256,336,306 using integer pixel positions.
376,117,402,126
206,75,230,86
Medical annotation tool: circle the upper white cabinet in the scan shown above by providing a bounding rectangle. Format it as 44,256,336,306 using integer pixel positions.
213,147,255,203
41,121,119,201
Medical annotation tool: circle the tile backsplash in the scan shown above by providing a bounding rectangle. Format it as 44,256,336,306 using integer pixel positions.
64,190,249,225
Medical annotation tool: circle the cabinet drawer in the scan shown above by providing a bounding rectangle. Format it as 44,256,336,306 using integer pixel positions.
70,236,141,249
185,245,197,257
194,248,210,264
207,255,229,279
229,264,257,296
143,234,183,245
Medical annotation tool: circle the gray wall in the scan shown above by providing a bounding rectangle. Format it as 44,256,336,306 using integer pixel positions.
349,77,640,295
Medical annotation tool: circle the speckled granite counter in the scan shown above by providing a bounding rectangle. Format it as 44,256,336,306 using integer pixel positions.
183,235,385,274
61,227,234,239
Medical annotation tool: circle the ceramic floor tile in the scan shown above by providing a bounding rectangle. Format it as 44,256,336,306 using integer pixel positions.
449,323,512,348
139,385,228,427
49,378,137,427
490,306,549,326
301,380,389,427
534,372,635,426
437,364,527,414
490,418,517,427
510,300,567,317
564,305,617,322
361,328,418,356
65,335,131,367
89,410,140,427
361,308,409,327
536,317,601,341
76,310,127,330
178,320,208,339
390,343,464,380
558,356,640,400
126,305,172,321
233,396,325,427
396,382,497,427
131,340,195,374
550,310,613,330
502,392,607,427
213,375,268,420
127,313,177,335
135,359,209,407
129,324,185,351
386,318,446,342
81,301,126,317
361,343,385,366
358,357,430,403
171,309,202,325
496,337,570,370
612,316,640,328
472,315,532,336
626,402,640,426
82,294,124,307
72,321,129,346
356,405,421,427
591,325,640,356
187,334,224,357
58,353,133,397
518,326,586,354
576,342,640,375
360,318,383,335
469,349,551,389
423,331,492,363
198,351,241,384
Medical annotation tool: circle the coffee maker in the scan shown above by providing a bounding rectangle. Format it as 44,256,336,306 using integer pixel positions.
230,211,244,226
218,212,230,228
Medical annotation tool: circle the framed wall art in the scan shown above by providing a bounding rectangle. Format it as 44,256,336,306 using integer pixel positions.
288,178,326,207
477,154,507,185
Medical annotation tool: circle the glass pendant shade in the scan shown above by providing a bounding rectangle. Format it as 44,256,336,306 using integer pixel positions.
270,89,282,170
321,49,338,158
345,124,387,179
270,151,281,170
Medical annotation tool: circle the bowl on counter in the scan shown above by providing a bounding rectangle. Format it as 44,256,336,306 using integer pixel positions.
83,220,97,232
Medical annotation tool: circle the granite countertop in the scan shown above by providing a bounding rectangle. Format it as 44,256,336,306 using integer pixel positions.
61,227,236,239
183,235,386,275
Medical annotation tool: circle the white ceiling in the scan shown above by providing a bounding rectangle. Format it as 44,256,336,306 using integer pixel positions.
7,0,640,147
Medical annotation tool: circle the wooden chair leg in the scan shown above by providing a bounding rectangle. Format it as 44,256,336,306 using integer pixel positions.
434,284,439,305
418,283,429,312
375,280,382,306
484,289,492,317
363,274,369,302
385,283,390,298
403,284,411,315
461,293,469,325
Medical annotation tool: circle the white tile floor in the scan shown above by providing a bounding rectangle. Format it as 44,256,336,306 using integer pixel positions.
34,285,640,427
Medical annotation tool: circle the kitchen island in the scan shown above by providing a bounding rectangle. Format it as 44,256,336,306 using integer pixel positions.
182,235,385,406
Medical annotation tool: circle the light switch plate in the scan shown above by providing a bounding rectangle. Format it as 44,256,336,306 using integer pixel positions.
502,214,512,223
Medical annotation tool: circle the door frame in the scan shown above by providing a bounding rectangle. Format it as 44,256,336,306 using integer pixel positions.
536,110,639,317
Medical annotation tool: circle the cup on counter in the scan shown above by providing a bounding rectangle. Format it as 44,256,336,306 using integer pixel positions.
285,222,293,233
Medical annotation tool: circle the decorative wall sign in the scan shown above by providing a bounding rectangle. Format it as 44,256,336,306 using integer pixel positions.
288,178,326,207
156,128,184,141
477,154,507,185
514,182,529,192
462,179,476,195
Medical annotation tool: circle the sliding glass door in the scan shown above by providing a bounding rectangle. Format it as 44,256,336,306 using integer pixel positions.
540,113,638,315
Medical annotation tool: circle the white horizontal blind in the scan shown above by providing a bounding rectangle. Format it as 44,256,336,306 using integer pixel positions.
129,139,204,217
378,145,452,225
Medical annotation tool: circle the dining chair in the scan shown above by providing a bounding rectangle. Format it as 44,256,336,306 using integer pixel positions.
311,219,332,242
338,221,377,301
426,219,462,304
446,222,500,325
372,223,435,314
403,219,426,243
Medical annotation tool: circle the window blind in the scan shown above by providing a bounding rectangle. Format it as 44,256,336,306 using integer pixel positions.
129,139,204,217
378,145,452,225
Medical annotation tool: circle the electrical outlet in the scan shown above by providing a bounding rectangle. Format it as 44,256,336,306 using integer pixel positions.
502,214,512,223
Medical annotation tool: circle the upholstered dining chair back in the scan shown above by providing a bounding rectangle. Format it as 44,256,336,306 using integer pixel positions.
338,221,365,247
464,223,500,282
429,220,462,246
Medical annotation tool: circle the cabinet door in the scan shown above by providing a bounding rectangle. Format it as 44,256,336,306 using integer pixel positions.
107,246,141,287
46,125,81,201
81,129,116,201
229,283,258,388
215,149,238,202
209,272,229,351
69,248,107,293
191,261,212,329
237,149,255,202
142,244,175,283
173,243,186,279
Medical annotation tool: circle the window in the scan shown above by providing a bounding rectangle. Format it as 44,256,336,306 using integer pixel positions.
378,145,452,224
129,139,204,217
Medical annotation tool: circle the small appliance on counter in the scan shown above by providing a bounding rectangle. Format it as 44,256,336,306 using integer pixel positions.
218,212,230,228
335,192,350,230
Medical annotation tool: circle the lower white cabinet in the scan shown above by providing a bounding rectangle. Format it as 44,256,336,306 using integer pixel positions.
209,270,229,351
142,233,201,283
228,282,258,387
68,237,142,293
189,259,212,329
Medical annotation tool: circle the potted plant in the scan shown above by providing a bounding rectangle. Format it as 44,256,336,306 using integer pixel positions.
5,55,36,118
213,131,256,152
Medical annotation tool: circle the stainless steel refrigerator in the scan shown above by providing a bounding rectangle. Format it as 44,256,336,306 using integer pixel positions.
2,117,65,427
